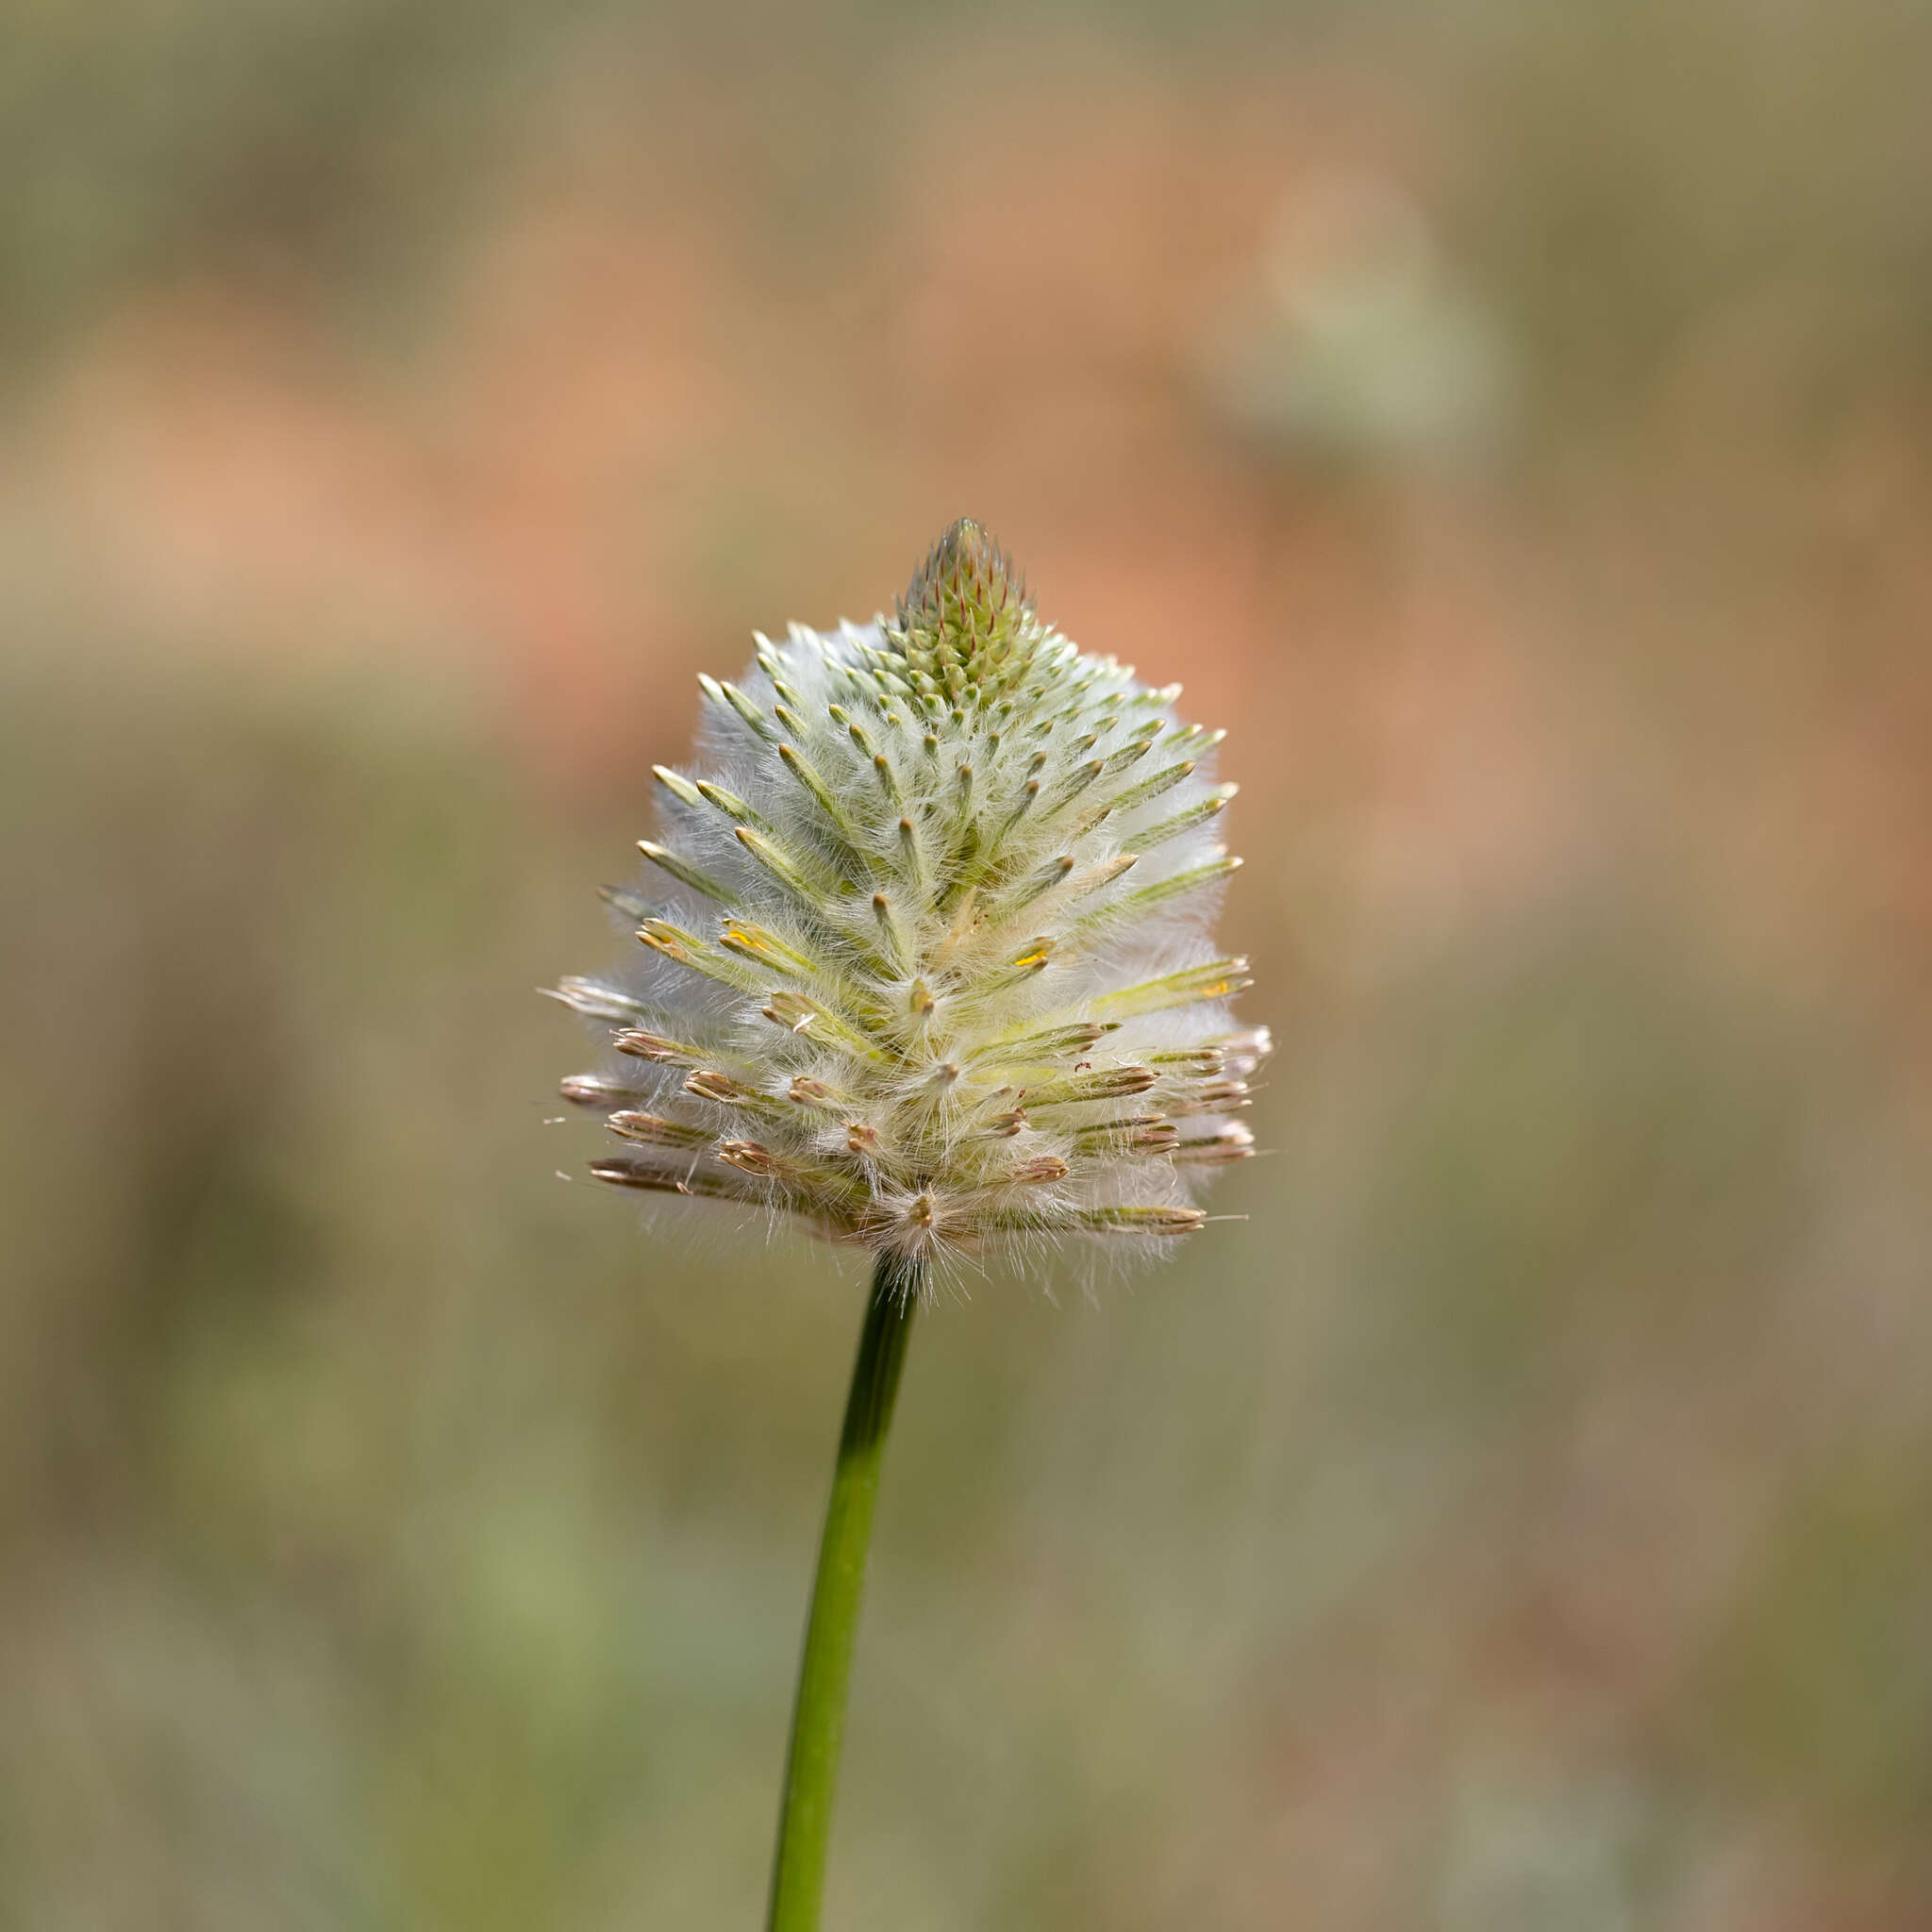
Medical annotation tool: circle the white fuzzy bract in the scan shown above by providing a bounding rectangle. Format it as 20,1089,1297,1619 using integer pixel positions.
550,521,1268,1266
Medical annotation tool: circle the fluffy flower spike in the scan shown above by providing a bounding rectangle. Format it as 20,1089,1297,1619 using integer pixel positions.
550,520,1269,1265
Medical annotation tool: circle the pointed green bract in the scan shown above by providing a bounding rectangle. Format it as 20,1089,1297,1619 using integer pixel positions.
887,520,1049,708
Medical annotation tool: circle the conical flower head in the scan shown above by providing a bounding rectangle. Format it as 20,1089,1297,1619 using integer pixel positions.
550,520,1269,1264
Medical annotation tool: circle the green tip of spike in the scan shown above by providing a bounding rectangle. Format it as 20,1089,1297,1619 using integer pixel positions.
889,519,1042,703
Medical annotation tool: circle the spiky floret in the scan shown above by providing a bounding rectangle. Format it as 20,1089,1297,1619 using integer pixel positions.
549,520,1269,1265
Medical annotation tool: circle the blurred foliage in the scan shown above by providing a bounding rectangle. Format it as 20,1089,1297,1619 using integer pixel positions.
5,0,1932,1924
0,0,569,348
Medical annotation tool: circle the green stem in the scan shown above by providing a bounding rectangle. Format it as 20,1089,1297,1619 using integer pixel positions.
766,1252,923,1932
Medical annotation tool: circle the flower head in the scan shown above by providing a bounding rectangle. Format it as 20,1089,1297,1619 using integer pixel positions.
550,520,1269,1265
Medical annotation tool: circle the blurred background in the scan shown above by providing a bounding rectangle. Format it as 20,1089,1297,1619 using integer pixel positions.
4,0,1932,1925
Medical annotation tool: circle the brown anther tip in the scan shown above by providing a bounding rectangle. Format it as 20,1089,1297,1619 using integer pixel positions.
1014,1156,1069,1183
560,1074,625,1105
872,891,889,909
717,1139,779,1174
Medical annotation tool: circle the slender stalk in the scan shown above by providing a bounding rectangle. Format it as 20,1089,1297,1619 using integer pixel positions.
766,1252,923,1932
